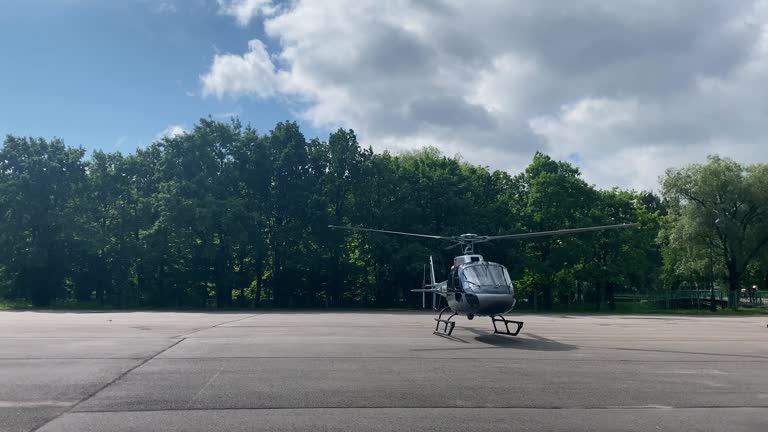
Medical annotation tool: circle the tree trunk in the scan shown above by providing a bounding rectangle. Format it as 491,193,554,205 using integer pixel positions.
576,280,582,304
272,248,282,307
607,282,616,311
596,280,604,311
254,256,263,308
97,276,105,307
726,262,740,309
763,272,768,298
543,280,553,310
135,227,143,307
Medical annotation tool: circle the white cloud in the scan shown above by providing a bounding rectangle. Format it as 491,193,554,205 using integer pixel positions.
156,125,186,140
146,1,177,14
213,108,242,119
216,0,274,26
529,98,642,154
115,136,128,149
201,39,279,99
201,0,768,190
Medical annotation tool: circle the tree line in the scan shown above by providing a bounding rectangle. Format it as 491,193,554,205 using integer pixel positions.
1,119,766,309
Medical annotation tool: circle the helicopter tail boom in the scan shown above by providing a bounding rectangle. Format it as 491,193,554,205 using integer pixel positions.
411,287,447,297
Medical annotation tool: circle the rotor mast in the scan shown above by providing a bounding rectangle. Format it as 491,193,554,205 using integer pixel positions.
449,234,483,254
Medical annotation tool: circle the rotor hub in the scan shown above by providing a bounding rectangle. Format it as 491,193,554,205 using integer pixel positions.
450,234,490,254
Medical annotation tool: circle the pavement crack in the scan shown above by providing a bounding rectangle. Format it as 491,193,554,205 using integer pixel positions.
176,314,260,338
0,357,147,360
31,337,187,432
141,356,768,363
67,405,768,414
188,366,224,407
599,346,768,360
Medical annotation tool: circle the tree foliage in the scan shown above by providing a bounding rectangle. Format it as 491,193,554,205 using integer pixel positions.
3,119,756,309
661,156,768,306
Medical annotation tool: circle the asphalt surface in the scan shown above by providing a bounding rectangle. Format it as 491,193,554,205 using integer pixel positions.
1,311,767,431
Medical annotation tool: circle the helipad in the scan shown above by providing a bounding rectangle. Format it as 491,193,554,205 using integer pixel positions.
1,311,766,431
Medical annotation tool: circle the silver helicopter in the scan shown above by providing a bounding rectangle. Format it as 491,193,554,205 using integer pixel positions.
329,223,638,337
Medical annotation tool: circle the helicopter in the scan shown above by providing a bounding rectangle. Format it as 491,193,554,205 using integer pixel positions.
329,223,639,337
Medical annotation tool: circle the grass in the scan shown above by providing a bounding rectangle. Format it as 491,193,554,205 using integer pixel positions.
0,300,32,310
615,303,768,315
515,302,768,315
2,298,766,315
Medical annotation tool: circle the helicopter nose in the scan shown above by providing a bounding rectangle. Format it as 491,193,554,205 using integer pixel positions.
465,293,480,308
476,293,516,315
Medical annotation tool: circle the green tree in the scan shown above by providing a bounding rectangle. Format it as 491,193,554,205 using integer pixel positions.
314,128,371,306
661,155,768,307
72,150,139,306
229,124,271,307
5,120,753,313
0,136,86,306
513,152,596,310
577,189,660,310
266,121,315,307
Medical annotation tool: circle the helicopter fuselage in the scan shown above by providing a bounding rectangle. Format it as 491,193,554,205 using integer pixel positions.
436,257,516,317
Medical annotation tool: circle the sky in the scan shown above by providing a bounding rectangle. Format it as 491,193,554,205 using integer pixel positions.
2,0,768,191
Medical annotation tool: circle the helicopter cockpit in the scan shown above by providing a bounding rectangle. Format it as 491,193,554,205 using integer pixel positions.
449,262,513,294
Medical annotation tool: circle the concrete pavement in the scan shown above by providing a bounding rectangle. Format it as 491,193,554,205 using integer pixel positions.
1,311,766,431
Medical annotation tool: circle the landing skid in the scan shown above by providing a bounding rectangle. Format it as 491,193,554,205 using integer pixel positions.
491,315,524,336
434,307,457,336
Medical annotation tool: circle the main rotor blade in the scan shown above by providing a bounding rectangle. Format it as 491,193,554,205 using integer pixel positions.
328,225,453,240
479,223,640,243
443,242,464,250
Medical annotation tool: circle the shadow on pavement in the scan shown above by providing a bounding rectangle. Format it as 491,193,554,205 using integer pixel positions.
413,330,577,352
472,330,578,351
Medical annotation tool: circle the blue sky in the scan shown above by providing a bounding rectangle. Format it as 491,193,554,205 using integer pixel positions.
0,0,319,154
2,0,766,190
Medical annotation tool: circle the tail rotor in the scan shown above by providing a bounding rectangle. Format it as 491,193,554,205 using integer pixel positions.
429,256,438,310
413,255,440,310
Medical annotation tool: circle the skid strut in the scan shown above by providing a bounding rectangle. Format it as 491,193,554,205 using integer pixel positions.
434,307,458,336
491,315,524,336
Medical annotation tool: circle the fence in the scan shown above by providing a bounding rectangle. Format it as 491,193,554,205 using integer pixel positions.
615,289,764,310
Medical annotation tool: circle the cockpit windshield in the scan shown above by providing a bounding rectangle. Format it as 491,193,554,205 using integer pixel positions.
460,263,512,294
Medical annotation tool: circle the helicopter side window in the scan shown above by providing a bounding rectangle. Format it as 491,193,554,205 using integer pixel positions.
447,269,462,292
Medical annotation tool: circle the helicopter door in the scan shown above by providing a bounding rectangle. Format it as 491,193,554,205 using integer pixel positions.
447,269,462,302
447,270,461,292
